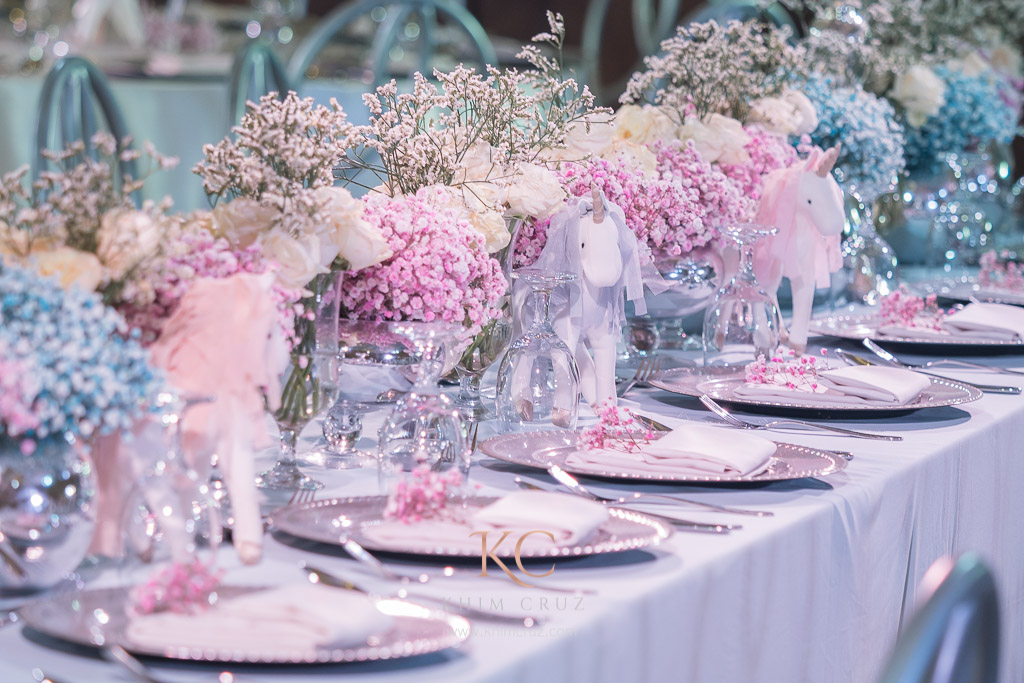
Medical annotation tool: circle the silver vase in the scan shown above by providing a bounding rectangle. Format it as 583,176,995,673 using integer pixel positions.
0,435,96,593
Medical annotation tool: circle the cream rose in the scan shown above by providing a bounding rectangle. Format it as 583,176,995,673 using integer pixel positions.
613,104,678,146
890,65,946,128
600,139,659,176
505,163,565,219
96,209,160,279
210,198,277,248
678,114,751,166
467,207,510,253
261,229,327,290
990,43,1023,79
543,112,616,161
315,186,391,271
32,247,104,292
748,90,818,136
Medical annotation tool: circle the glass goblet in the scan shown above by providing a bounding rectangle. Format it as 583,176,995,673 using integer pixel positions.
495,269,581,432
703,223,782,366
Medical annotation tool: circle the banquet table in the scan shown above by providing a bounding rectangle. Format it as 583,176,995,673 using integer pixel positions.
1,339,1023,683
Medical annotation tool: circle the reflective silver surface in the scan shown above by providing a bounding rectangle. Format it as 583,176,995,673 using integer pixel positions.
809,312,1024,346
481,430,846,484
0,436,96,592
20,586,469,664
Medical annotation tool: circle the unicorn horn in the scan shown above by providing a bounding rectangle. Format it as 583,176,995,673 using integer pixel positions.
591,185,604,223
816,145,840,177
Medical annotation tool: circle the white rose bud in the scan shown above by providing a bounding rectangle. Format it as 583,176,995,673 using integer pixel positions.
890,65,946,128
96,209,160,279
261,228,327,290
210,198,277,248
505,163,565,219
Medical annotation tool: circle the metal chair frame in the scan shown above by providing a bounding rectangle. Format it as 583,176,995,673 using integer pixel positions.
229,41,293,127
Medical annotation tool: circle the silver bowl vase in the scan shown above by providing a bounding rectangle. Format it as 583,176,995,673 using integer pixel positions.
0,434,96,593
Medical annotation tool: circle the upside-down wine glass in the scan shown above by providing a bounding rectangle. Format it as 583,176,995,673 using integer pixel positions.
256,271,341,492
703,223,782,366
495,269,581,432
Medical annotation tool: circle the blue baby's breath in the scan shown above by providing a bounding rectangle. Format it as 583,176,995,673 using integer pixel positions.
0,263,160,443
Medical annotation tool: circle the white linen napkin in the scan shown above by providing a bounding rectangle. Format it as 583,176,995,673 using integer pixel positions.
362,491,608,553
564,423,775,477
733,365,930,406
125,583,393,654
940,303,1024,341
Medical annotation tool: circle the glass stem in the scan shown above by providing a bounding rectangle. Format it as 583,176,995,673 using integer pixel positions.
278,427,298,467
532,287,552,326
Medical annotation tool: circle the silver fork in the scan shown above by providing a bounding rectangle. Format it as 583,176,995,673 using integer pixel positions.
863,338,1024,377
544,466,772,517
287,487,318,506
617,356,663,397
699,394,902,441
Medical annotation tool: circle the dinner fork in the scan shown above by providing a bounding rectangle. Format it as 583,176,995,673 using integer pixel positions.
617,356,663,397
699,394,902,441
545,466,772,517
863,338,1024,377
287,487,318,506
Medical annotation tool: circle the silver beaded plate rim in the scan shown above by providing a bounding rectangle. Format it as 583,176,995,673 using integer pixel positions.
270,496,673,559
912,279,1024,307
19,585,469,664
480,430,846,484
808,312,1024,346
649,366,983,413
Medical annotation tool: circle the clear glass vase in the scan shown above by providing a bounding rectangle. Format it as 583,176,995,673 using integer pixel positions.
257,271,341,492
832,176,900,306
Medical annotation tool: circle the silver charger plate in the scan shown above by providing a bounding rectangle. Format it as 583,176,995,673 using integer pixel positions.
480,430,846,484
270,496,672,559
19,586,469,664
649,366,982,413
807,312,1024,347
923,280,1024,307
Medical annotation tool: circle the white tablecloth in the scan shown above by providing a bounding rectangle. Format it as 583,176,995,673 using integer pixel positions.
1,343,1022,682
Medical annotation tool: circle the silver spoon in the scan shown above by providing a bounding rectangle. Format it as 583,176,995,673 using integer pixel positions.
843,348,1020,394
544,466,772,517
699,394,902,441
302,563,543,628
862,338,1024,378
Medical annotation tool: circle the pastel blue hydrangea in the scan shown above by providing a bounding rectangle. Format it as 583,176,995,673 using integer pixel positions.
902,65,1019,174
797,74,907,192
0,263,160,442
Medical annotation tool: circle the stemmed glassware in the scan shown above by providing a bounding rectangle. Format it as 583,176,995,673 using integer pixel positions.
378,321,469,493
703,223,782,366
256,271,341,492
495,269,581,432
833,169,900,305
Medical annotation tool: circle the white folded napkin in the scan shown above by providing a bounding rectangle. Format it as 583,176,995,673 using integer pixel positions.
362,491,608,553
125,584,392,654
565,423,775,477
733,364,930,406
940,303,1024,341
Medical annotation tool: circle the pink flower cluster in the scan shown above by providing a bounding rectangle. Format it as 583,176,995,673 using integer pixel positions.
0,348,40,454
339,188,506,335
744,350,828,391
879,285,947,330
384,464,464,524
119,227,300,346
132,558,223,615
717,126,800,204
978,250,1024,291
580,399,654,452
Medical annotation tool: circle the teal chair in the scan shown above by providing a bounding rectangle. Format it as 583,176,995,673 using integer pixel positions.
878,554,1000,683
681,0,797,33
229,41,293,126
287,0,496,86
33,56,136,187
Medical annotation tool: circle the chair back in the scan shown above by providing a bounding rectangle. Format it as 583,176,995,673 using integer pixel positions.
288,0,496,87
33,56,135,184
682,0,797,34
878,553,1000,683
229,41,293,127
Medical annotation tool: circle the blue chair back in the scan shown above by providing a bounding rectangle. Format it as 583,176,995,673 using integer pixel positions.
288,0,496,87
879,553,999,683
682,0,797,34
33,56,136,186
229,41,293,127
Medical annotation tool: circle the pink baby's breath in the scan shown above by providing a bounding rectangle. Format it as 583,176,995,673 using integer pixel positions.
581,399,654,452
384,464,464,524
979,249,1024,291
879,285,948,330
132,558,223,615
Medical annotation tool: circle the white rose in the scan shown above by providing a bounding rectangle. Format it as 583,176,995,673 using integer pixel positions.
333,216,392,272
32,247,104,292
456,139,499,184
955,52,990,78
505,163,565,219
543,112,616,161
679,114,751,166
784,90,819,135
613,104,678,146
748,90,818,136
419,184,510,253
468,207,511,253
990,43,1023,79
889,65,946,128
210,198,277,248
261,228,327,290
96,209,160,279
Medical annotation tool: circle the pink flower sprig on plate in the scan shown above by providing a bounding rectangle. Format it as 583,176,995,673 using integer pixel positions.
744,350,827,392
879,285,947,330
978,250,1024,291
580,399,654,452
132,558,223,616
384,464,464,525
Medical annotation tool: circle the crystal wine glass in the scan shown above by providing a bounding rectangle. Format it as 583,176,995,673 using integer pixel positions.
257,271,341,492
378,321,470,494
495,269,581,432
703,223,782,366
